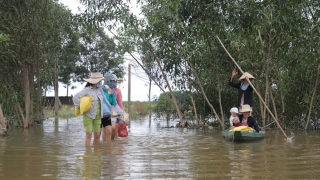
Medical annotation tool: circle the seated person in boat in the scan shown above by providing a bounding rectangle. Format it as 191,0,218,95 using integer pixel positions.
229,107,242,127
238,104,264,134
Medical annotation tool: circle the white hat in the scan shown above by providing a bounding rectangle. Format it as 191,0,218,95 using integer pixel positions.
230,107,239,113
84,72,105,84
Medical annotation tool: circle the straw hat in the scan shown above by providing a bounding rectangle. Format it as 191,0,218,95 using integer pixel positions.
239,72,255,81
230,107,239,113
84,72,105,84
240,104,252,113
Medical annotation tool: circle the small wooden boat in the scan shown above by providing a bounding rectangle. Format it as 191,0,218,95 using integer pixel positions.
223,127,265,142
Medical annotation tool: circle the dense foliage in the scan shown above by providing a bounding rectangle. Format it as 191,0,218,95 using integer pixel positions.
0,0,124,127
79,0,319,130
1,0,319,130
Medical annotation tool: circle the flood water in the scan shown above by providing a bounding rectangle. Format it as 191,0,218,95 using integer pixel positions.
0,116,319,180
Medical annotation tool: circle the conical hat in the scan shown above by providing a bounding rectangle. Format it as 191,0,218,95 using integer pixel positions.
239,72,255,80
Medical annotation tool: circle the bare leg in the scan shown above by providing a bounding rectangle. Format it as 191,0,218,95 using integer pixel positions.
93,132,100,146
85,132,92,147
104,126,112,142
111,122,117,140
101,128,106,142
115,123,119,138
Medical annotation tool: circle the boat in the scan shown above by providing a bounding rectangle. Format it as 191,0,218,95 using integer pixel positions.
223,126,265,142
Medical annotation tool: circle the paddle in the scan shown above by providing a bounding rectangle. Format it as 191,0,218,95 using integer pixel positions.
216,36,288,139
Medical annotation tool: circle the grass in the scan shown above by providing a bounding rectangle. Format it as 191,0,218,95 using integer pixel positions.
43,105,76,119
43,102,152,119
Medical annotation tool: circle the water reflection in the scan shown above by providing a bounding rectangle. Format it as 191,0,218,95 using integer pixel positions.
0,117,320,179
79,147,102,179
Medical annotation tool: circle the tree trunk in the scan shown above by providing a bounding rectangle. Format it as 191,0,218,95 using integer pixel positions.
148,78,152,127
256,85,266,127
29,63,35,125
0,105,7,133
189,94,199,126
21,64,31,128
305,69,319,130
54,57,59,116
279,84,286,128
218,88,225,126
36,51,43,123
269,88,279,127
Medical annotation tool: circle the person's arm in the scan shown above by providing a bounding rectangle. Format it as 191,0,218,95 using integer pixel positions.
250,117,263,133
229,116,234,126
73,87,89,109
230,70,237,82
229,70,241,88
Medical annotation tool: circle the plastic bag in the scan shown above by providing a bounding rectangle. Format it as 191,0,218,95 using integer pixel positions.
80,96,92,114
124,113,129,122
111,105,123,116
118,121,128,138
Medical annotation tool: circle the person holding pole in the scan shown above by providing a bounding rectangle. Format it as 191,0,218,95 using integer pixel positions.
229,70,255,114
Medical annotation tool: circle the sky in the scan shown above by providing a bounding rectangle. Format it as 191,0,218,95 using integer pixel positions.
46,0,162,101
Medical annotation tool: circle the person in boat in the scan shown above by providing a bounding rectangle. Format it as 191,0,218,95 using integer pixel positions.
229,107,242,127
229,70,255,115
238,104,264,134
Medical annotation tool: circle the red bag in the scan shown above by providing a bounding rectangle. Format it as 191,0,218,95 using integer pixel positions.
118,121,128,138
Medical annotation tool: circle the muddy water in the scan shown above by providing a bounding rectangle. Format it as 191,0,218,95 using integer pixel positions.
0,117,319,180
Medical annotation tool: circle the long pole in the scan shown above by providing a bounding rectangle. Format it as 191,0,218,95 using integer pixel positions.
127,64,131,128
216,36,288,139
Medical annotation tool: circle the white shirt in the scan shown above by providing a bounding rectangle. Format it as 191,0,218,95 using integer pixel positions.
229,115,239,126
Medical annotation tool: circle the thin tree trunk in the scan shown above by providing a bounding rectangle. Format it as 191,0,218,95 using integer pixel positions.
148,78,152,127
29,63,35,125
54,57,59,116
0,105,7,133
269,88,279,127
305,69,320,130
189,94,199,125
279,86,286,128
256,85,266,127
218,87,225,126
36,50,43,123
21,64,31,128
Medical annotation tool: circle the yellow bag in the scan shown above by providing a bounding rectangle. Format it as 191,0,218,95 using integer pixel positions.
230,126,252,132
80,96,92,115
75,107,80,116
